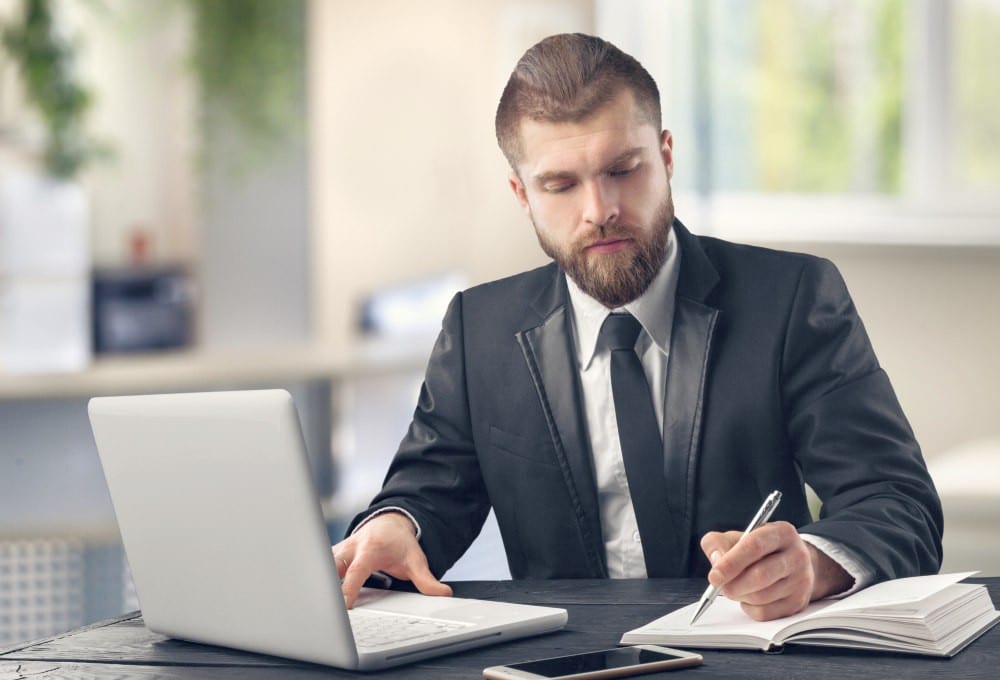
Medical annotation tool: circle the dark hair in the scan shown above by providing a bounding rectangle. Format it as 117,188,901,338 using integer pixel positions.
495,33,661,167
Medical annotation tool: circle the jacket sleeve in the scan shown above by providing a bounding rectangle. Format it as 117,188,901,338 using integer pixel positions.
346,292,491,577
782,258,943,581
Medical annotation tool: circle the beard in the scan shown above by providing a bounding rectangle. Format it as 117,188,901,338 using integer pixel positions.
534,191,674,308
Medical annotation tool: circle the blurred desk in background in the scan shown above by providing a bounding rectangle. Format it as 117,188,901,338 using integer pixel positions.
0,342,428,403
0,341,432,499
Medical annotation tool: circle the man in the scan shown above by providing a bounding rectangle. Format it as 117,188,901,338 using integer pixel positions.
333,33,942,621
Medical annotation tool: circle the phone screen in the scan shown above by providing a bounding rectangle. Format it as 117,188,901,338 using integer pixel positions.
505,647,686,677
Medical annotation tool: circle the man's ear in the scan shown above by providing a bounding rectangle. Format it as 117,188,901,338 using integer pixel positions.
660,129,675,180
509,171,532,218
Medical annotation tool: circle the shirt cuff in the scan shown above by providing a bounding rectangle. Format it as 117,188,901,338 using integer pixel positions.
800,533,875,598
352,506,422,541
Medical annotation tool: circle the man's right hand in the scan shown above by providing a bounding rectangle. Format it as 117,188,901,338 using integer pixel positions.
332,511,453,609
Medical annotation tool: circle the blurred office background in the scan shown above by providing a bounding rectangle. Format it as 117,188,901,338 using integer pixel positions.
1,0,998,647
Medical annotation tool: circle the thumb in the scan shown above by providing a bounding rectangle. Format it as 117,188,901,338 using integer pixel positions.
408,561,452,598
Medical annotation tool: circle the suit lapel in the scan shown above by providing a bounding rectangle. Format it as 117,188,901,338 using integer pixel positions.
666,221,721,574
516,269,607,577
663,298,718,573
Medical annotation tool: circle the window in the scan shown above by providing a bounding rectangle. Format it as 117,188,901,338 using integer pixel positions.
597,0,1000,244
954,0,1000,193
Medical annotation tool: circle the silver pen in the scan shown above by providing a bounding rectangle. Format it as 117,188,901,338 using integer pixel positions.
689,490,783,626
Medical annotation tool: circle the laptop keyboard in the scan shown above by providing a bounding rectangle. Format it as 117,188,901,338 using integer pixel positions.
349,608,472,649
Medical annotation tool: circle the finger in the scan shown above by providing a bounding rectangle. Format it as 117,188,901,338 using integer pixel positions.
723,543,811,601
334,553,349,579
407,559,453,598
722,550,792,599
727,572,794,606
700,530,741,582
701,531,745,589
331,543,354,579
700,530,741,563
709,522,796,587
738,571,813,614
341,558,374,609
740,591,811,622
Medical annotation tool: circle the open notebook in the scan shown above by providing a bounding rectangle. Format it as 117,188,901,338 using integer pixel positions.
621,572,1000,657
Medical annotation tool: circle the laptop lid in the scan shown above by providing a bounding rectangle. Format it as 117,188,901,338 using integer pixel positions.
88,389,566,670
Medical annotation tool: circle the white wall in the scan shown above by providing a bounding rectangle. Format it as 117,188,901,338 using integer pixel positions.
309,0,594,351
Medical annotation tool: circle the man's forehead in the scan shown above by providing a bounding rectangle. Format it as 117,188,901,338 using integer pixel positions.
513,89,659,174
517,120,659,181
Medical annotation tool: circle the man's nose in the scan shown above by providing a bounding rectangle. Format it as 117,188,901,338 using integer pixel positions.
582,179,619,226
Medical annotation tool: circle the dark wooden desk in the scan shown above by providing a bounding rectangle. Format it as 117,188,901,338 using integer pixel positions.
2,578,997,679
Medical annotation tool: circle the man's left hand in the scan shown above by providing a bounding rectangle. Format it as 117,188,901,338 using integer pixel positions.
699,522,853,621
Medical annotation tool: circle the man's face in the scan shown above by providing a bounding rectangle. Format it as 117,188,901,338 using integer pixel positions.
508,89,675,308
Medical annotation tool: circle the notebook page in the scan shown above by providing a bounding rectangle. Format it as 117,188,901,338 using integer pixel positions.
813,572,976,617
625,596,833,646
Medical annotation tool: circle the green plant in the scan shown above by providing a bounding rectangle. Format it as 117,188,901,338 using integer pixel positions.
1,0,110,179
187,0,305,174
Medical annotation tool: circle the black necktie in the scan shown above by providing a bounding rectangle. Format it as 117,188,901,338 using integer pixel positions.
600,313,674,577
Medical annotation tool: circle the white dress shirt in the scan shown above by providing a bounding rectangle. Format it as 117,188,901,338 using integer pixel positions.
564,228,680,578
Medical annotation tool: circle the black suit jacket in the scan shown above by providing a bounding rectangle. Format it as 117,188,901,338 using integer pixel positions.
350,222,943,582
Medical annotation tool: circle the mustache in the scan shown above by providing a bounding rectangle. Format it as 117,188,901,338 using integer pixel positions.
577,222,640,250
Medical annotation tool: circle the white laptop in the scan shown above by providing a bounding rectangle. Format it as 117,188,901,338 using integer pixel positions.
88,389,567,670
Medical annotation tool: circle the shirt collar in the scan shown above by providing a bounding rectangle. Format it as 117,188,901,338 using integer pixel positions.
566,226,681,370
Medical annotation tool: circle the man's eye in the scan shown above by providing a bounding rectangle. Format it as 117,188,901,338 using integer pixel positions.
545,182,575,193
610,165,638,178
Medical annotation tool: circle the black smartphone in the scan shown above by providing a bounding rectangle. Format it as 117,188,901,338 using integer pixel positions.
482,645,703,679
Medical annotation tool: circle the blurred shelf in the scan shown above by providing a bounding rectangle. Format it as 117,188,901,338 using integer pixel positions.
0,339,433,402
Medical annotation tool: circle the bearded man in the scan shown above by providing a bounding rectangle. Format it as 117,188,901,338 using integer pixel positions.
334,33,942,622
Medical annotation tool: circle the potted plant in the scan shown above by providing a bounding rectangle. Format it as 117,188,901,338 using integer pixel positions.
0,0,109,373
186,0,305,175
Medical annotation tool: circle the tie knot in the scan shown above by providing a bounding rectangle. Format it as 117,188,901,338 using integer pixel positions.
599,313,642,351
